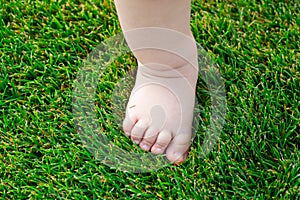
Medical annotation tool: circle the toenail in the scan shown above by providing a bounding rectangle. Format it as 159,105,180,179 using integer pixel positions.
174,152,183,160
141,144,150,151
153,148,163,154
125,132,130,136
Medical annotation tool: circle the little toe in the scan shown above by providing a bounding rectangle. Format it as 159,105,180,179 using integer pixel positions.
139,127,159,151
130,120,149,144
123,113,136,137
151,130,172,155
165,134,191,163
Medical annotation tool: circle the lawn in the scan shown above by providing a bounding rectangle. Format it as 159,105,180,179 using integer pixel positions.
0,0,299,199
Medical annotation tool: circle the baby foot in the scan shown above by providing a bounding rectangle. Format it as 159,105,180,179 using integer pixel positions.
123,61,198,163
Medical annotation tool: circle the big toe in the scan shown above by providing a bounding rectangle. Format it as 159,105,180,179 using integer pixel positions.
165,134,191,164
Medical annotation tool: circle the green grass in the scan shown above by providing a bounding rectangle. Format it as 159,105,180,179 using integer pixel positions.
0,0,299,199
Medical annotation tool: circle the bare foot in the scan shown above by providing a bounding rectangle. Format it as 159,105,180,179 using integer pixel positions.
123,61,198,164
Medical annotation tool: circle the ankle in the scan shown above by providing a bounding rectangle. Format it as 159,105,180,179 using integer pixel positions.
135,62,198,93
124,28,198,68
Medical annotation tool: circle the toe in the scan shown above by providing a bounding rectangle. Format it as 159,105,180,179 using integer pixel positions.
123,113,136,137
165,134,191,163
151,130,172,155
130,119,149,144
139,127,159,151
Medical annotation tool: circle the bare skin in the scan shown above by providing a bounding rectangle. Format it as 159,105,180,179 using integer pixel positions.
114,0,198,163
